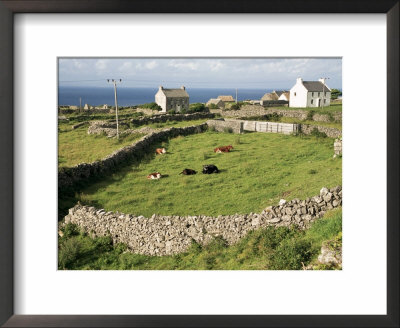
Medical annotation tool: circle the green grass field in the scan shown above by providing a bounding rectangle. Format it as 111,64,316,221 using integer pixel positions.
58,124,145,168
58,119,208,168
58,207,342,270
278,103,342,114
76,131,342,217
279,117,342,130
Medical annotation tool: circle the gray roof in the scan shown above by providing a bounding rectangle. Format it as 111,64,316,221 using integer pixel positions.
302,81,331,92
161,88,189,98
273,90,286,97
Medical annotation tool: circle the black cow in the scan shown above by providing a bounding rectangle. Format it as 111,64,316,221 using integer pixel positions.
179,168,197,175
202,164,219,174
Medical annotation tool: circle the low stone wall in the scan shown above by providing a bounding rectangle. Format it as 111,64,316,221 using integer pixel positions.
211,105,341,122
71,122,89,129
64,186,342,256
130,112,215,126
58,123,208,193
206,119,244,134
334,138,342,156
300,124,342,138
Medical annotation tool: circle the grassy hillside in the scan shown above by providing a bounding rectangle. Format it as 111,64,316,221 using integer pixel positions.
75,131,341,217
58,207,342,270
58,119,208,168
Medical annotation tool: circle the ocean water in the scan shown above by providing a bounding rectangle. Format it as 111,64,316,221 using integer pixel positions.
58,86,273,107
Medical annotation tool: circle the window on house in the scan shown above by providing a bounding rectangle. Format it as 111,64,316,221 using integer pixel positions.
294,92,296,96
311,99,314,104
324,99,327,104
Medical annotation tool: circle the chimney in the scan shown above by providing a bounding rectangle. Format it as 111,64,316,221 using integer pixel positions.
181,86,185,90
296,77,303,84
318,78,326,85
159,85,163,90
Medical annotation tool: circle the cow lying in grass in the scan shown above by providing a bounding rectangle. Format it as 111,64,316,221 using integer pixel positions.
179,168,197,175
214,145,233,153
202,164,219,174
155,148,166,154
147,172,162,179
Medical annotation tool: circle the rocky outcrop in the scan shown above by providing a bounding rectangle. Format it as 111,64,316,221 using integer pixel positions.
64,186,342,256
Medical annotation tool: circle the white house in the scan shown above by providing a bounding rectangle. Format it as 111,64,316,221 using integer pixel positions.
289,78,331,108
206,98,225,109
278,92,290,102
155,86,189,112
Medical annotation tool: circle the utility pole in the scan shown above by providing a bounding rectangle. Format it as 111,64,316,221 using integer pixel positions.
235,88,238,103
79,97,82,113
107,79,122,139
320,77,329,110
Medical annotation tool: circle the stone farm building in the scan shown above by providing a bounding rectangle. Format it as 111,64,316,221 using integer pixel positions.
206,98,225,109
155,86,189,113
217,95,235,102
289,78,331,108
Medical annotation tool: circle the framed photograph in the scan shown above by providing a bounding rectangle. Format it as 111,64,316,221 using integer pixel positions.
1,1,398,327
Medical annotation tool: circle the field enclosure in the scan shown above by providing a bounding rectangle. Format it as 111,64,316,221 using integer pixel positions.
76,131,342,217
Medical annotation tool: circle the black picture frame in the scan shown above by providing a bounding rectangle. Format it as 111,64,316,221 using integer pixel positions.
0,1,398,327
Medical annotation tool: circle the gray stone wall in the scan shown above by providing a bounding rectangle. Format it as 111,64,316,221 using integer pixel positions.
210,105,341,122
206,119,244,134
334,138,342,156
64,186,342,256
58,124,208,193
242,120,299,135
130,112,215,126
300,124,342,138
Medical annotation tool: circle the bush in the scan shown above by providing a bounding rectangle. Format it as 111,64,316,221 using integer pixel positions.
58,238,81,269
306,110,315,121
269,238,313,270
230,103,240,110
189,103,207,113
167,109,176,115
208,103,219,109
310,127,327,138
139,102,162,111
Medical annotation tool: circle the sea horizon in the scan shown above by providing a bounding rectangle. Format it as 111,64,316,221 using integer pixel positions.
58,86,277,107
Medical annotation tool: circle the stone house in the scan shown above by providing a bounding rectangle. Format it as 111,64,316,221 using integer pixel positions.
155,86,189,112
206,98,225,109
217,95,235,102
289,78,331,108
261,92,279,102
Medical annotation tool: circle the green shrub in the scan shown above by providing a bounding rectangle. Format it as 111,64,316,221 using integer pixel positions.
189,103,207,112
139,102,162,111
58,238,81,269
167,109,176,115
62,223,80,238
327,112,335,122
208,103,219,109
269,238,313,270
310,127,327,138
306,110,315,121
230,103,240,110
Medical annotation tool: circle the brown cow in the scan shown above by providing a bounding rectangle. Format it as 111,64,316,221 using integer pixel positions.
214,145,234,153
147,172,162,179
156,148,166,154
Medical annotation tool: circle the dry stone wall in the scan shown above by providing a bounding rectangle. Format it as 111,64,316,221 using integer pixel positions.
64,186,342,256
206,119,244,134
334,138,343,157
300,124,342,138
58,124,208,193
130,112,215,126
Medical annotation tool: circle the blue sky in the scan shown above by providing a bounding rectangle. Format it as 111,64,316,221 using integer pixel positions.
58,58,342,90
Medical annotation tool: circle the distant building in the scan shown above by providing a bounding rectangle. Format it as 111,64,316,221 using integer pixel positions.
84,103,91,110
217,95,235,102
278,92,290,102
206,98,225,109
69,105,78,110
261,92,279,102
289,78,331,108
155,86,189,112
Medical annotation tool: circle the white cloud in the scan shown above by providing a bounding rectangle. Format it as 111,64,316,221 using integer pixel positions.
145,61,158,70
168,60,199,70
118,61,133,71
95,59,108,70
